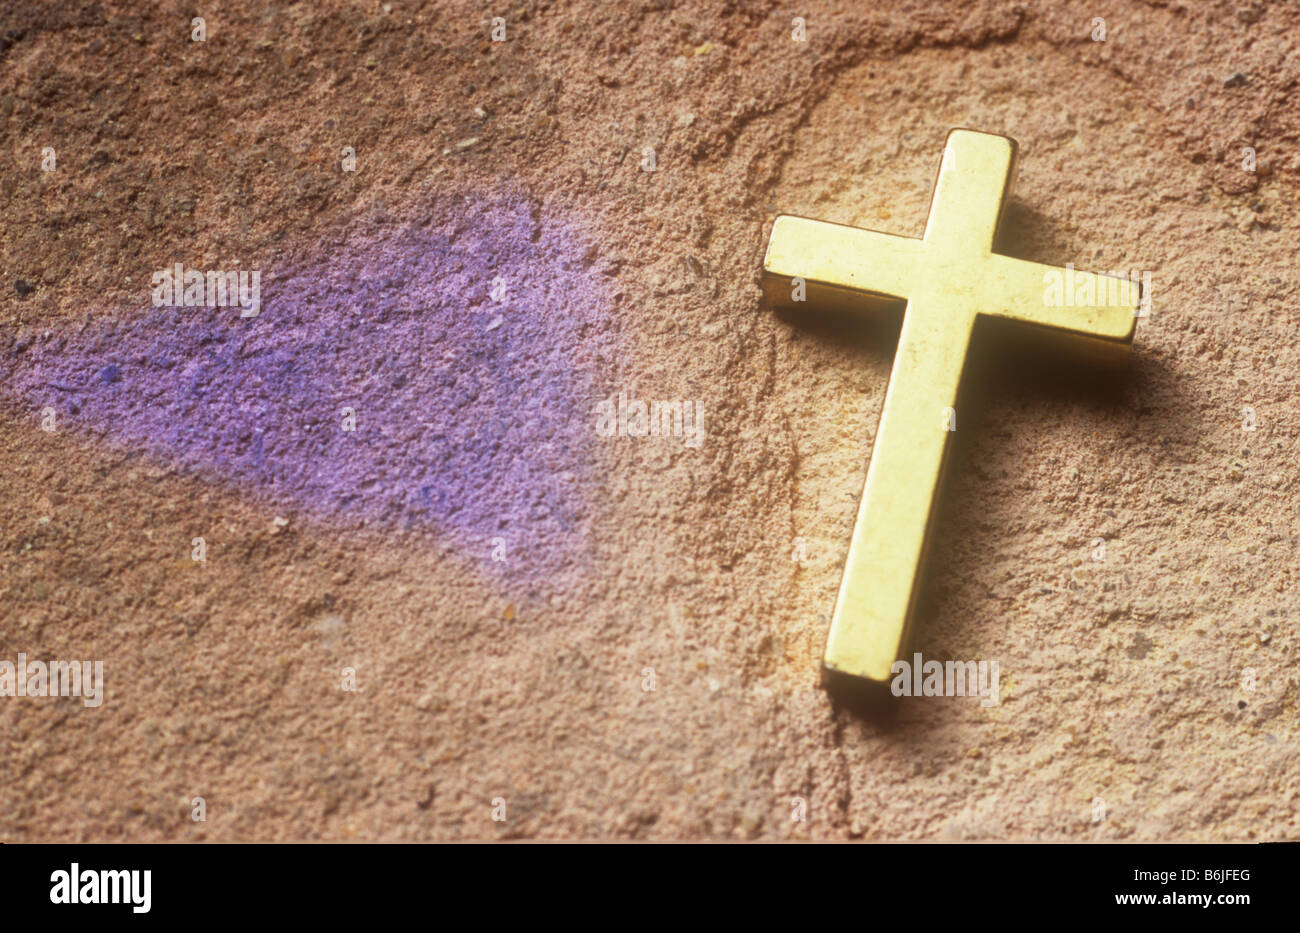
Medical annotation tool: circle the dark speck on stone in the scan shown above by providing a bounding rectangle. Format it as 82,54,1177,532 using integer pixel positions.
1125,632,1154,660
100,364,122,384
14,279,35,297
391,373,409,389
1237,700,1248,710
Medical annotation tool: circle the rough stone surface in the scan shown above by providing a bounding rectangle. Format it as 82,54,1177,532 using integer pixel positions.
0,0,1296,840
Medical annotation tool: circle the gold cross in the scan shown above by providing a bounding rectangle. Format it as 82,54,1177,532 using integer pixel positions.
763,129,1138,685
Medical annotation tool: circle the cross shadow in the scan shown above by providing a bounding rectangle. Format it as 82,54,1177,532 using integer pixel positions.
767,243,1197,731
994,200,1081,265
771,297,904,353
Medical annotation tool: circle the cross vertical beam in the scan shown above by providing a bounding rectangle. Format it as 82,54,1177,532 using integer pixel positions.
827,299,974,682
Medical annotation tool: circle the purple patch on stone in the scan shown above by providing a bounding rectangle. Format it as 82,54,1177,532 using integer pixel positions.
1,193,617,582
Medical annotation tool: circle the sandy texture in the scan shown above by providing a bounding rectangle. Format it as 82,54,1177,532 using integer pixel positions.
1,0,1297,840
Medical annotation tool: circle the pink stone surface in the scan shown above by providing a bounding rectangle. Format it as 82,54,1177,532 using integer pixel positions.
0,0,1296,839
